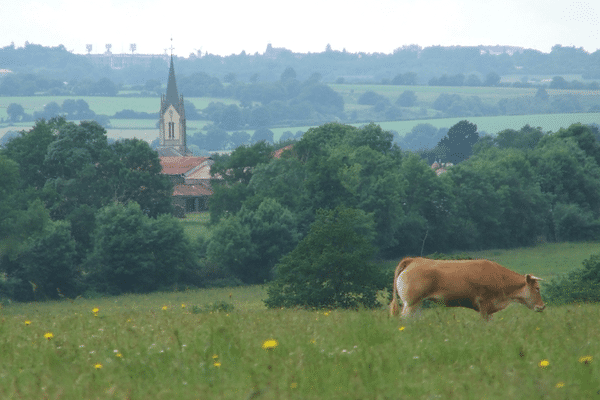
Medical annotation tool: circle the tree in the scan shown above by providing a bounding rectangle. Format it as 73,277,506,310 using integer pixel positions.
280,67,297,81
92,78,118,96
6,103,25,122
495,125,544,150
1,118,64,189
436,120,479,163
250,106,271,127
204,126,230,150
358,91,388,106
207,198,300,284
252,127,274,144
86,202,192,294
105,138,174,217
209,141,274,222
5,220,78,301
395,90,417,107
398,123,447,152
484,71,501,86
535,87,549,101
265,206,380,309
219,104,243,130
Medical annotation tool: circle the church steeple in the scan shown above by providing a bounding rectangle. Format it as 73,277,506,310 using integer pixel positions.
157,49,189,157
165,56,179,108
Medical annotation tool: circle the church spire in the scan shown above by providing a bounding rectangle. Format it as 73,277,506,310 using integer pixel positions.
165,55,179,108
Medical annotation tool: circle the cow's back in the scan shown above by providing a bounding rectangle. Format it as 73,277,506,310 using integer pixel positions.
401,258,526,300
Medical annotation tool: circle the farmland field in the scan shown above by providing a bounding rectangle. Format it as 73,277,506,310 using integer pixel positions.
1,241,599,398
0,96,239,119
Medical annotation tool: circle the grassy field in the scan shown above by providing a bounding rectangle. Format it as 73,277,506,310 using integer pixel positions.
332,83,600,109
0,96,238,119
181,212,212,242
377,112,600,136
1,241,599,399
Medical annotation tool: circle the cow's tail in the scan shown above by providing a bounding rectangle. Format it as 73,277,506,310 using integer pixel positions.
389,257,413,317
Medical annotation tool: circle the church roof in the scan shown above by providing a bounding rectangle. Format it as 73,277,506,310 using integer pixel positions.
165,56,179,108
159,156,210,175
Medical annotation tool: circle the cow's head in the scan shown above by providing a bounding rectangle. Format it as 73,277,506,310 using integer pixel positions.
523,274,545,312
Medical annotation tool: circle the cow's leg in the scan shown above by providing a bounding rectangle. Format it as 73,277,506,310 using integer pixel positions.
478,301,494,321
401,301,423,318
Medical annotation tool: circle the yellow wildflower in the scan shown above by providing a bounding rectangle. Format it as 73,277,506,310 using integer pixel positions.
213,361,221,368
181,303,186,309
94,363,103,369
555,382,565,388
579,355,593,364
116,353,123,358
44,332,54,340
24,320,31,326
162,305,168,311
290,382,298,389
212,354,218,359
539,359,550,368
262,339,278,350
399,326,405,331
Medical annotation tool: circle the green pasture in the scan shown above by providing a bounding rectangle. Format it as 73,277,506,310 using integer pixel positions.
1,241,599,398
332,82,600,107
180,212,212,241
377,113,600,136
0,96,238,120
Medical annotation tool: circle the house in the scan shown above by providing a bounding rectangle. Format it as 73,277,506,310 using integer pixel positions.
159,156,214,214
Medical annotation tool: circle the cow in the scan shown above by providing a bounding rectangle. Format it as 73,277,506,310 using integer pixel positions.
389,257,545,321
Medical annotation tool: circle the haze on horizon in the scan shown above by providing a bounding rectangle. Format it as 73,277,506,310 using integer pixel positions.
2,0,599,57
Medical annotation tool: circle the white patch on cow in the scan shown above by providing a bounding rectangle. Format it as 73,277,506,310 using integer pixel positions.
396,270,409,307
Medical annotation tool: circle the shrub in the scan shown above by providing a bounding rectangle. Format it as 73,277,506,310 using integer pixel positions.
265,206,381,309
424,252,474,260
1,220,78,301
544,253,600,305
85,202,194,294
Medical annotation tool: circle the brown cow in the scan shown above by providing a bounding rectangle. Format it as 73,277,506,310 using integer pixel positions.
389,257,545,320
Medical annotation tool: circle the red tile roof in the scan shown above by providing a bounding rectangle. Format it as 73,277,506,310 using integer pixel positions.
172,183,212,197
273,144,294,159
159,157,210,175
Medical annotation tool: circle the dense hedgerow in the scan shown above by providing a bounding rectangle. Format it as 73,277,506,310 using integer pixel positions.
544,253,600,305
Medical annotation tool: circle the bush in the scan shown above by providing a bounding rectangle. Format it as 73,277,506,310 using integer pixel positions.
85,202,195,294
358,91,389,106
265,206,381,309
544,253,600,305
1,220,79,301
207,198,300,284
424,252,473,260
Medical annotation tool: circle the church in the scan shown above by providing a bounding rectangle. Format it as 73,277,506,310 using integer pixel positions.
157,54,214,216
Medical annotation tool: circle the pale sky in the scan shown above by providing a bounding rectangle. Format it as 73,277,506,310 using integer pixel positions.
2,0,599,57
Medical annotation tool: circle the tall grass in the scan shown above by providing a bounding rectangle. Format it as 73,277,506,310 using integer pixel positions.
1,293,598,399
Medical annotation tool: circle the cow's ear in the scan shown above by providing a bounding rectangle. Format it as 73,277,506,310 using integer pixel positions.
526,274,543,283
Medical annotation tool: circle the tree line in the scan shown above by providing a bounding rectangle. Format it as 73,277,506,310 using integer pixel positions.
3,42,600,85
2,118,600,306
203,121,600,307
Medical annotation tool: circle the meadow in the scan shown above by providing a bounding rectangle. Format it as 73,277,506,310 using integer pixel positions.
1,241,599,399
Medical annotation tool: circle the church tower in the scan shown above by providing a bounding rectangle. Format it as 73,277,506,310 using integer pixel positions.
158,55,189,156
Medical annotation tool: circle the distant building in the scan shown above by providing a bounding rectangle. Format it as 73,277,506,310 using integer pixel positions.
159,157,214,214
157,55,191,157
156,54,212,215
